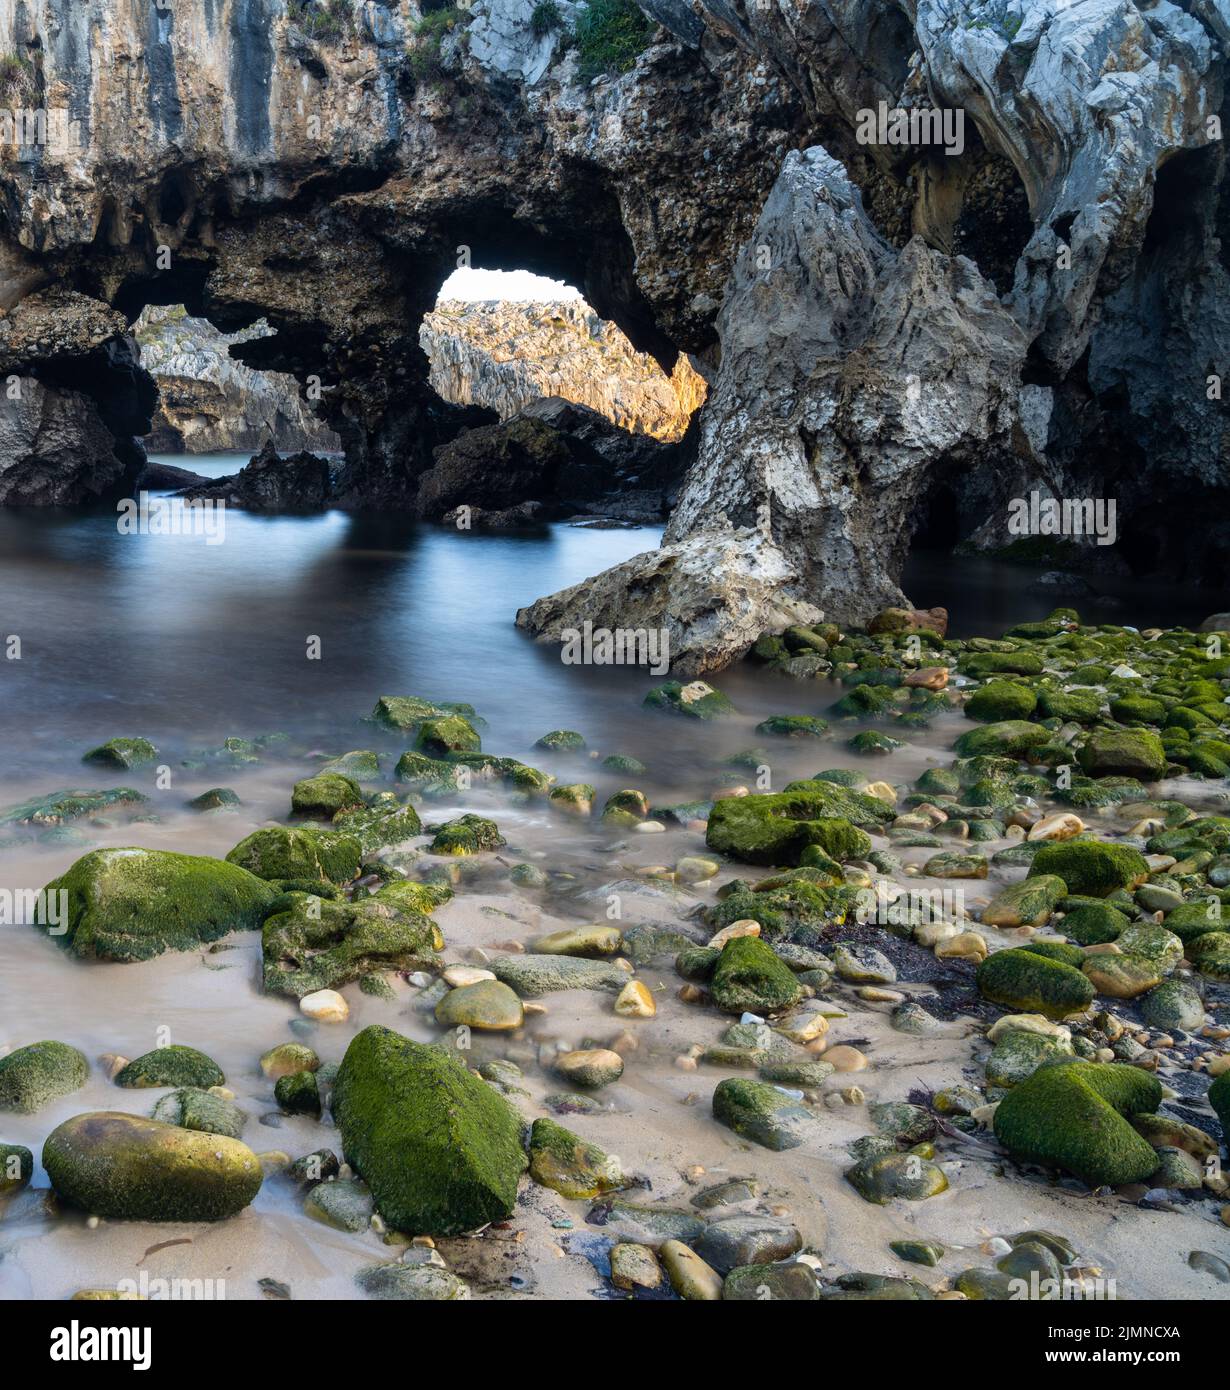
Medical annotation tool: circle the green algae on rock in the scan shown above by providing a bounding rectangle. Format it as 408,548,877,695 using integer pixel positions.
534,729,586,750
115,1045,224,1090
643,679,737,719
82,737,158,770
332,799,422,852
429,813,504,855
845,1152,949,1204
39,847,277,961
0,1040,88,1112
291,771,364,819
528,1117,624,1199
706,785,891,866
710,936,803,1014
1,787,149,827
415,714,482,756
332,1025,526,1236
976,948,1095,1020
0,1142,33,1193
225,825,362,885
151,1087,247,1138
262,894,441,999
1028,840,1149,897
992,1060,1164,1187
42,1111,262,1220
1078,729,1167,781
369,696,480,733
712,1077,816,1150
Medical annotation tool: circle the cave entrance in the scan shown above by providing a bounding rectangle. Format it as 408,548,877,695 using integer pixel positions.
412,263,706,526
420,264,705,443
135,303,340,479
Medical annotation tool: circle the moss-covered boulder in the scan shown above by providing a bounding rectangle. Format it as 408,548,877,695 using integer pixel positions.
643,680,736,719
976,948,1095,1019
953,721,1052,759
1060,901,1129,945
534,729,586,750
429,814,504,855
415,715,481,757
42,1112,263,1220
39,848,277,961
992,1060,1164,1187
845,1152,949,1204
528,1118,624,1199
225,825,362,885
1160,901,1225,945
1028,840,1149,897
151,1087,247,1138
115,1046,224,1090
1078,730,1167,781
706,786,890,866
0,1040,88,1112
0,1142,33,1193
332,1025,527,1235
274,1070,321,1117
1,786,149,827
82,737,158,770
712,1078,816,1150
262,894,441,998
1188,931,1230,981
187,787,241,812
710,937,803,1014
318,750,381,780
370,696,478,733
332,800,422,852
981,876,1066,929
1139,977,1205,1032
291,772,364,819
755,715,830,739
965,682,1038,723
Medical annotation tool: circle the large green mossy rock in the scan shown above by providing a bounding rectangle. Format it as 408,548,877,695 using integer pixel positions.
332,800,422,852
1060,901,1130,945
225,825,362,885
1161,901,1226,945
1078,730,1167,781
706,786,891,866
82,737,158,770
710,937,803,1015
1028,840,1149,897
953,721,1052,759
332,1025,527,1236
262,895,441,998
415,715,482,757
318,750,381,780
115,1045,224,1089
429,814,504,855
993,1060,1164,1187
0,1041,88,1113
965,682,1038,723
370,696,480,733
976,948,1095,1019
981,876,1066,929
711,1078,816,1151
42,1112,262,1220
291,772,364,819
39,848,277,962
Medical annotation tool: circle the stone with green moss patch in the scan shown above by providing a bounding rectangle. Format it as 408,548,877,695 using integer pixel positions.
706,785,891,866
43,1111,263,1220
643,679,737,719
275,1070,322,1117
82,737,158,770
528,1117,624,1199
712,1078,816,1150
332,1025,527,1235
429,814,504,855
1,786,149,827
291,772,364,819
1028,840,1148,897
116,1045,224,1090
262,894,441,998
710,936,802,1014
976,948,1095,1019
992,1059,1163,1187
41,847,277,961
1078,730,1167,781
415,715,481,757
845,1152,949,1203
534,729,586,750
332,799,422,852
0,1040,88,1112
226,825,361,886
1060,901,1129,945
966,682,1037,722
151,1087,247,1138
755,715,829,739
953,721,1052,759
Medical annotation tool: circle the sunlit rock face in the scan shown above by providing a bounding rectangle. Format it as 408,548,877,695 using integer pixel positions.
136,306,340,454
0,0,1227,657
420,299,704,442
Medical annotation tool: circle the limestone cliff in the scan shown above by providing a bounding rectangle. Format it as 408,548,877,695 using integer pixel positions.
420,299,704,441
0,0,1226,666
135,306,340,454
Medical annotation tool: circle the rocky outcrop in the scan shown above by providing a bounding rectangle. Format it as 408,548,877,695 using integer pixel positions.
420,298,704,441
136,306,339,454
0,1,1228,662
180,442,337,512
418,395,685,524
